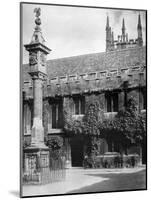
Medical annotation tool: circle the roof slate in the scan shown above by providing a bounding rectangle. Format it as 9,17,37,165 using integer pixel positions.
23,46,146,82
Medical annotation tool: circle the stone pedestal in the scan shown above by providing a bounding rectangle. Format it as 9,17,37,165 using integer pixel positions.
24,148,50,184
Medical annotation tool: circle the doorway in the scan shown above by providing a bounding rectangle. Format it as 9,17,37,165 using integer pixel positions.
70,135,84,167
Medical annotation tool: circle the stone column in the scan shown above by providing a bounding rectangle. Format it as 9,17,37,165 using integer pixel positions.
31,76,45,147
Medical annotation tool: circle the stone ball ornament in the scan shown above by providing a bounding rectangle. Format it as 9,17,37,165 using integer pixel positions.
34,7,41,26
35,18,41,26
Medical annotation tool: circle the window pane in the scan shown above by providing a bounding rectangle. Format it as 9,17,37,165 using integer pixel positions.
52,104,56,128
113,93,118,112
58,102,63,128
106,95,111,112
81,97,85,114
75,99,79,114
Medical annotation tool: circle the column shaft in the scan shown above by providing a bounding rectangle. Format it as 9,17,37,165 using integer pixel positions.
33,78,43,121
31,77,45,146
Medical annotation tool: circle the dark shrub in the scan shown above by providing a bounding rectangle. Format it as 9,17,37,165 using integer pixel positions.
83,156,94,168
122,154,139,167
102,152,121,168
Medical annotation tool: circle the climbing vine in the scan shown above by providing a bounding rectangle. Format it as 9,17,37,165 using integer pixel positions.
98,97,146,154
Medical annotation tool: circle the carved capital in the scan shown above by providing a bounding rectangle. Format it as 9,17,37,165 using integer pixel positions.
29,71,47,81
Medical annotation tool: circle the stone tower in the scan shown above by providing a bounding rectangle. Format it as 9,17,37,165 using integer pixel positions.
137,14,143,46
23,8,51,184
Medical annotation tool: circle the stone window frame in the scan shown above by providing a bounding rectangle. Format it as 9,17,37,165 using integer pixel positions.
49,98,63,129
73,96,85,115
105,92,119,113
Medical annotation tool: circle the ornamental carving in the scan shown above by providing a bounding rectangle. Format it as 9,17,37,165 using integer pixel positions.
40,52,46,66
29,52,38,65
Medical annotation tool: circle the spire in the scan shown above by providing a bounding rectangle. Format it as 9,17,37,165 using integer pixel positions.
137,14,142,29
30,7,45,44
106,15,112,51
106,15,110,30
122,18,126,35
137,14,143,46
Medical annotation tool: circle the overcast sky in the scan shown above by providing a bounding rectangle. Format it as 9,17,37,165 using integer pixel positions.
22,3,146,64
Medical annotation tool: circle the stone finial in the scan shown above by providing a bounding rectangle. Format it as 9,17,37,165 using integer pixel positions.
30,7,45,44
34,7,41,26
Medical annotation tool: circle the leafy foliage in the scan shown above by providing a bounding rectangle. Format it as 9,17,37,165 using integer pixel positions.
99,97,146,152
63,95,146,156
63,108,83,135
83,101,100,136
46,136,63,151
46,136,64,160
82,101,102,157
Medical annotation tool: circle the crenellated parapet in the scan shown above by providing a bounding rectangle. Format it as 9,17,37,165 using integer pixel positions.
23,64,146,99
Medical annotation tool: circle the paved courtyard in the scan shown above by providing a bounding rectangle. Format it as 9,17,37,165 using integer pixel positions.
22,166,146,197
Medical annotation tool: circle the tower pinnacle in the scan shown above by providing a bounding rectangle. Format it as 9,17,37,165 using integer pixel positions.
137,14,143,46
106,15,112,51
122,18,126,35
137,13,142,29
106,15,110,30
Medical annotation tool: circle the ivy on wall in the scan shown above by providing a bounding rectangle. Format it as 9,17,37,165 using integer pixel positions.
63,95,146,155
98,97,146,154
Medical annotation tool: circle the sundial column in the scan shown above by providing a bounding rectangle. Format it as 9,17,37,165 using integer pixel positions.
23,7,51,184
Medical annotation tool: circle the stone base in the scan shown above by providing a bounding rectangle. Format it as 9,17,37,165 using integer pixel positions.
23,146,50,184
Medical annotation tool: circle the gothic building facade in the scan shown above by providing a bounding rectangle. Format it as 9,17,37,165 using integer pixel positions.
23,14,146,167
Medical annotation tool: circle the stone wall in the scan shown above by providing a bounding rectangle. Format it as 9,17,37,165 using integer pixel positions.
23,85,146,139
